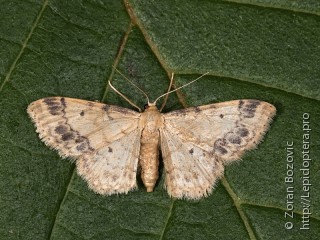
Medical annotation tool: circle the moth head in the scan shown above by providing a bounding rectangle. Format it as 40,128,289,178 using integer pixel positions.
144,102,158,112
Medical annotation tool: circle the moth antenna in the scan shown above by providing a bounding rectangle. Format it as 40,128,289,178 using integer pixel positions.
153,72,210,105
113,67,150,104
108,80,142,112
159,72,174,112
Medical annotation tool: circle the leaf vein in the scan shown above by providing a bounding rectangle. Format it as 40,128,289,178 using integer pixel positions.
0,0,49,93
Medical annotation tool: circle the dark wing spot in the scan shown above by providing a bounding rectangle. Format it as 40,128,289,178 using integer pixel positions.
80,110,85,116
243,112,255,118
55,125,68,134
227,135,242,145
241,100,261,118
214,138,228,154
247,100,260,109
215,138,226,146
216,146,228,155
194,106,201,113
60,97,66,107
43,98,58,106
192,172,199,180
43,98,65,115
48,106,63,115
62,132,75,141
189,148,194,154
76,143,87,151
48,105,61,111
75,136,86,143
236,127,249,137
108,147,113,152
238,100,244,109
219,114,224,118
184,175,191,182
102,105,110,112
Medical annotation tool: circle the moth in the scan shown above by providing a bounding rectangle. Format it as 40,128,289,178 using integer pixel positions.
27,73,276,199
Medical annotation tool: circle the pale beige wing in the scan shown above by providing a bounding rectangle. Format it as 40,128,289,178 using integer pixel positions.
160,128,224,199
160,99,276,199
27,97,141,195
76,128,141,195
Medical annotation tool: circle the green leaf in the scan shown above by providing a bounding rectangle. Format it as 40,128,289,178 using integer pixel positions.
1,0,319,239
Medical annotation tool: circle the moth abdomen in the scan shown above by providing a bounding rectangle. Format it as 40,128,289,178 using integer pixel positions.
139,133,160,192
